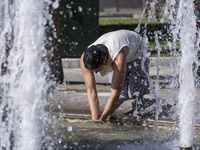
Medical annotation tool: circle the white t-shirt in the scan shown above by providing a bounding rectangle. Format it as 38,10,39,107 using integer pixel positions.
89,30,143,76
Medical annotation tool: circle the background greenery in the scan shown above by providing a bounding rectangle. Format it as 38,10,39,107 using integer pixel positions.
99,17,180,57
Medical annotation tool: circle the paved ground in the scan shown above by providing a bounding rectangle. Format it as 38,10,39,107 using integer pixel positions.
50,57,200,126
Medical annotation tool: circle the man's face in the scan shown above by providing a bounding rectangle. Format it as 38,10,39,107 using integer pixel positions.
92,63,105,74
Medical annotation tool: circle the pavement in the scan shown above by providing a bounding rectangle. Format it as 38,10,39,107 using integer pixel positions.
62,57,180,83
50,57,200,126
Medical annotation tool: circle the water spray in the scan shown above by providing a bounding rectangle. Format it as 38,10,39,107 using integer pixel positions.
175,0,197,149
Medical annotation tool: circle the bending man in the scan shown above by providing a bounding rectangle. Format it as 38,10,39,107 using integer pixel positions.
80,30,149,121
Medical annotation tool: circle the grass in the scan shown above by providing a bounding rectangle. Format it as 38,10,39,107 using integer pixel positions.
148,41,180,57
149,41,180,51
99,17,167,26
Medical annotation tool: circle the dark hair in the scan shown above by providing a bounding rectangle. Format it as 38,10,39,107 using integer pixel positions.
83,44,108,70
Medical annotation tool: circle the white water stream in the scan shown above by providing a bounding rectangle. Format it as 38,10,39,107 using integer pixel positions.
0,0,52,149
176,0,197,148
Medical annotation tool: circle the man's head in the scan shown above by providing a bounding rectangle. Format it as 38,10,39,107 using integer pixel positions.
83,44,108,70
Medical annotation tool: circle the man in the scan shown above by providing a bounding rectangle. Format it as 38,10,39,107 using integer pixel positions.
80,30,149,121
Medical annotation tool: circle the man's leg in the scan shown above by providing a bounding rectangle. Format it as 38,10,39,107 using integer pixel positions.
128,56,150,98
127,56,150,113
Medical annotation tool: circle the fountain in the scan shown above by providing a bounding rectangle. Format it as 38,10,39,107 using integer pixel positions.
0,0,53,149
0,0,199,150
172,0,197,149
137,0,198,149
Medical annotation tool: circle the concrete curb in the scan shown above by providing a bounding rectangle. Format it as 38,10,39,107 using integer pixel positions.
62,57,181,83
62,58,81,69
62,57,180,69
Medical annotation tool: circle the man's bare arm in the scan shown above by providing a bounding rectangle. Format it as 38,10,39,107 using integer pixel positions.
80,54,99,120
99,46,130,121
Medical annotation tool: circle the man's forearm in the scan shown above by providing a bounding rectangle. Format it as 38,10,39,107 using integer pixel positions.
99,96,119,121
87,91,100,120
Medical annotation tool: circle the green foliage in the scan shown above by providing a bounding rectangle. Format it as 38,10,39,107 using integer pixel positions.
98,17,178,57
